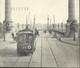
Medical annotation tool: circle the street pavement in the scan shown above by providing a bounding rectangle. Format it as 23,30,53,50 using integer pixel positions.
61,37,78,45
0,31,79,67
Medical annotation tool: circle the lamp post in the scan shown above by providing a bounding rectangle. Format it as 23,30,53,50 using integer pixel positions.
78,0,80,67
58,23,59,31
47,15,49,31
17,23,19,31
53,15,55,30
61,22,63,32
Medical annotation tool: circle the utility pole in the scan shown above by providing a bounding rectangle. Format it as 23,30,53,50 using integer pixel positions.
17,23,19,31
53,15,55,30
33,16,35,34
50,18,51,30
61,22,63,32
26,15,28,26
47,15,49,31
58,23,59,31
30,19,32,29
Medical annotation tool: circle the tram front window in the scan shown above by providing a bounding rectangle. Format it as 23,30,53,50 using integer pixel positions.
25,35,29,43
18,34,33,43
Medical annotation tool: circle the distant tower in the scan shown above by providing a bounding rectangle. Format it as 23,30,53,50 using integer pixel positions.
65,0,77,36
3,0,13,31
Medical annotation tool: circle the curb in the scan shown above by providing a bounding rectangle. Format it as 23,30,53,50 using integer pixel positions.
56,37,78,46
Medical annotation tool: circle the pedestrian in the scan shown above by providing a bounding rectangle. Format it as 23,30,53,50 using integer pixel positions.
35,29,39,36
11,32,14,38
58,34,61,41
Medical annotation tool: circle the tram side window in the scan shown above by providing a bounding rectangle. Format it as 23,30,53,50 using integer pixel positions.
19,35,24,43
29,35,33,42
23,34,29,43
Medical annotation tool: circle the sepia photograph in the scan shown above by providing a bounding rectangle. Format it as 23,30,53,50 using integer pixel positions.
0,0,79,67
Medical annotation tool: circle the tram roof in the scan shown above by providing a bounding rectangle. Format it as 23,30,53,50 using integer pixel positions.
18,31,33,34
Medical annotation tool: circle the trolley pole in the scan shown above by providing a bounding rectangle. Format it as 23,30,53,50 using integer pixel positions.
47,15,49,31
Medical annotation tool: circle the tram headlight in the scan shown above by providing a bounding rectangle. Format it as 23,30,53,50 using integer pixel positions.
27,45,31,49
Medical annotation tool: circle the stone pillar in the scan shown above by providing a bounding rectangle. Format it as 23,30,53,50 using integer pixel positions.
3,0,13,31
65,0,76,37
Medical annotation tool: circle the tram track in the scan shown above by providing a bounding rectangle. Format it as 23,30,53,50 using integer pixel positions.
11,37,38,67
27,53,33,67
27,37,38,67
12,54,33,67
45,35,59,67
27,36,39,67
12,56,20,67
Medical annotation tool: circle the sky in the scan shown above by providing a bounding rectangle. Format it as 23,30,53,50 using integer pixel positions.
0,0,79,24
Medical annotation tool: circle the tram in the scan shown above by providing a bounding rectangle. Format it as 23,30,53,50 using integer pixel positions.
17,29,36,55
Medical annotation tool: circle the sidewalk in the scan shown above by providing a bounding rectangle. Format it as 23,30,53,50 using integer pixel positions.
0,33,16,48
59,37,78,46
54,32,79,46
41,32,78,46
